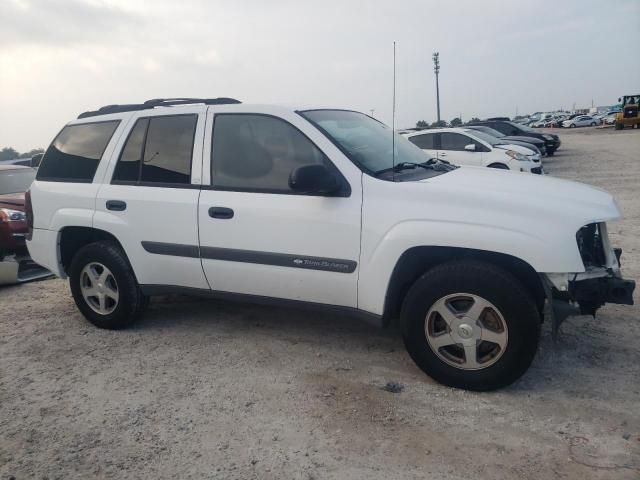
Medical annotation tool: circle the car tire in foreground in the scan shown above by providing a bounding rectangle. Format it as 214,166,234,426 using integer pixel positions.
69,241,148,329
400,259,541,391
569,123,576,128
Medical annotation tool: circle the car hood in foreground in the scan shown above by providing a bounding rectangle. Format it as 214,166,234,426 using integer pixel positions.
0,193,25,210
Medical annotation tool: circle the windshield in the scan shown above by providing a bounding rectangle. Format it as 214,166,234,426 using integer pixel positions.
300,110,437,174
0,168,36,195
463,129,502,146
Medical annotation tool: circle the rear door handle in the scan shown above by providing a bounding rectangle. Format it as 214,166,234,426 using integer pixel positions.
439,152,447,157
106,200,127,211
208,207,234,219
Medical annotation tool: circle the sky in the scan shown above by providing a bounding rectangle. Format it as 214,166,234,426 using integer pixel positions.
1,0,639,152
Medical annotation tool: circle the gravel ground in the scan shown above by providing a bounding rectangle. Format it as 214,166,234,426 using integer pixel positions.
1,127,639,480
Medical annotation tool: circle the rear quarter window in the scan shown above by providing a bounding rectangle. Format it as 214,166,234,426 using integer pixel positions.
37,120,120,182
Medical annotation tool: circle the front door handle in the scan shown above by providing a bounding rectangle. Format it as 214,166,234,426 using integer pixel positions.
439,152,447,157
106,200,127,211
208,207,234,219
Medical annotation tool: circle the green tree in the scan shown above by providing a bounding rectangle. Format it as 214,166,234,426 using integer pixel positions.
470,117,480,123
18,148,45,159
450,117,462,127
416,120,429,128
430,120,447,128
0,147,19,161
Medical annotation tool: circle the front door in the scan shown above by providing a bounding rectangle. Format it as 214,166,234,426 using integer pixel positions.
438,132,483,167
198,110,361,307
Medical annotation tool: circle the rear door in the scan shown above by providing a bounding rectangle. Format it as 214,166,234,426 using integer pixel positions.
197,109,362,307
94,108,209,289
438,132,483,167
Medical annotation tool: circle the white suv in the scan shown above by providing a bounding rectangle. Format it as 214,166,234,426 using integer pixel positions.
26,98,635,391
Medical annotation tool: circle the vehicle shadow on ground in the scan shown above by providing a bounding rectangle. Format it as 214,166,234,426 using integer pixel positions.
125,295,636,396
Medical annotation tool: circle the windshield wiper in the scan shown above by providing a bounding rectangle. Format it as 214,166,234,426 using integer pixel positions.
375,158,455,177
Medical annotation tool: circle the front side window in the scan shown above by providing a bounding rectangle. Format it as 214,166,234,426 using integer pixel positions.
112,115,197,185
440,133,472,151
211,114,330,193
409,133,436,149
37,121,120,182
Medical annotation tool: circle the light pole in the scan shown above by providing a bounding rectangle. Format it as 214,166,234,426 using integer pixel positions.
432,52,441,124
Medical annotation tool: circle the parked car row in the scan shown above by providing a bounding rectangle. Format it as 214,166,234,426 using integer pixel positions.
402,128,543,174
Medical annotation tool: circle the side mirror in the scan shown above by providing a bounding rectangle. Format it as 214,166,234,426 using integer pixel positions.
618,97,621,102
464,143,476,152
289,164,340,195
30,153,44,168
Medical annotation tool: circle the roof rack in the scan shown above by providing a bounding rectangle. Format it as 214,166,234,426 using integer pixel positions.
77,97,241,119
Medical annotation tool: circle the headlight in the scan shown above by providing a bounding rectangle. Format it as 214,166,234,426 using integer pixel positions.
0,208,26,222
505,150,529,162
542,134,553,140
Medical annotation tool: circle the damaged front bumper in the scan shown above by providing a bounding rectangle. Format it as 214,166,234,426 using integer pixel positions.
541,250,635,336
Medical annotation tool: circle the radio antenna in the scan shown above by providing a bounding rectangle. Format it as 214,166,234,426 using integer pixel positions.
392,41,396,181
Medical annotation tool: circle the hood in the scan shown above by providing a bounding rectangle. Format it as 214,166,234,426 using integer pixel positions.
0,193,25,210
494,144,536,156
424,166,620,230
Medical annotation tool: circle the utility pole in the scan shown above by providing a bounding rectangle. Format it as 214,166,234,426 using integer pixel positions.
369,109,375,117
432,52,441,123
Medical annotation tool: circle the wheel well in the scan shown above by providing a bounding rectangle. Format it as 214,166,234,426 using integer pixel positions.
383,246,545,325
488,163,509,169
59,227,125,275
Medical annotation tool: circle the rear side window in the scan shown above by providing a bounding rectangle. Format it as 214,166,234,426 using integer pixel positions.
408,133,436,149
112,114,197,185
37,121,120,182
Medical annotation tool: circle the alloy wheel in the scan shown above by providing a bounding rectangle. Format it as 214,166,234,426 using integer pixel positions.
424,293,508,370
80,262,119,315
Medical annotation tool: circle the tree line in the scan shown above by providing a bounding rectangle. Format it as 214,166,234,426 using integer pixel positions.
0,147,45,161
415,117,480,128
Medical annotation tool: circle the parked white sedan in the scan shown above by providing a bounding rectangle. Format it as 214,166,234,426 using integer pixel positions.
402,128,543,173
562,115,598,128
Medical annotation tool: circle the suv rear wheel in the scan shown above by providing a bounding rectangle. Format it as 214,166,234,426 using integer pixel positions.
69,241,148,329
400,259,540,391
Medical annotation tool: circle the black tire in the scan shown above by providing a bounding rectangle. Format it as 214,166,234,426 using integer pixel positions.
614,123,624,130
590,122,596,127
569,123,576,128
547,150,555,156
400,260,541,391
488,163,509,169
69,241,147,329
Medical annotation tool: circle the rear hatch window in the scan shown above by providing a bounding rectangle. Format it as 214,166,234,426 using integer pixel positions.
37,120,120,182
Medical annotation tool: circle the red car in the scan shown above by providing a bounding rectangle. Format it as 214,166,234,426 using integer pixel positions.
0,165,50,284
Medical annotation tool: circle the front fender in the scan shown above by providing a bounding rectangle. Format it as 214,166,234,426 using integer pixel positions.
357,220,585,316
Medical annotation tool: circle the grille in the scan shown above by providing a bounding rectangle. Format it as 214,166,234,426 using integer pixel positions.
576,223,606,267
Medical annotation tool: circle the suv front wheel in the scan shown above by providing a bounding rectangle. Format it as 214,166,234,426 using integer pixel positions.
69,241,148,329
401,259,540,391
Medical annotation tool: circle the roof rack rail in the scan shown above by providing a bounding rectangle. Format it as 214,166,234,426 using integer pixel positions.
77,97,241,119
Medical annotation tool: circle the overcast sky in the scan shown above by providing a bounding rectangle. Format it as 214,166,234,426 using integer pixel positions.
1,0,638,151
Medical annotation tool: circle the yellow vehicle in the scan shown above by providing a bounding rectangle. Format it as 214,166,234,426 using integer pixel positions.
614,95,640,130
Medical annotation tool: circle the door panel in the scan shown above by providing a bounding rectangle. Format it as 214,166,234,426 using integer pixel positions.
198,110,361,307
437,132,483,167
94,108,209,289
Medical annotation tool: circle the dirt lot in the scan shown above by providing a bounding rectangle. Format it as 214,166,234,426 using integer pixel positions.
1,127,639,480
